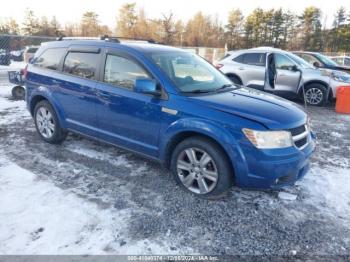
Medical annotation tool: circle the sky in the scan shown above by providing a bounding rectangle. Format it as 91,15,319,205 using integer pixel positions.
1,0,349,29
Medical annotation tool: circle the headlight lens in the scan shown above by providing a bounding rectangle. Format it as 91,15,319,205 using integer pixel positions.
331,72,350,83
242,128,293,149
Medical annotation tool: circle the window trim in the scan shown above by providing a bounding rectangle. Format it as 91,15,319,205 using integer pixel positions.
99,48,168,99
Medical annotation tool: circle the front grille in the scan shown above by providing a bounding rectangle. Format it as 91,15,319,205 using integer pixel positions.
289,125,306,136
288,124,309,150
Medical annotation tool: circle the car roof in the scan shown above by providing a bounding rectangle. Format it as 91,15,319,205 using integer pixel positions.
227,47,291,56
39,40,182,54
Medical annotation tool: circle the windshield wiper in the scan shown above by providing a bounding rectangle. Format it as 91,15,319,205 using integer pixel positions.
182,89,215,94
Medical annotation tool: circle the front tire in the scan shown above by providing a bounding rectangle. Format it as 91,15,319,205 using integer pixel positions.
34,100,67,144
303,84,327,106
170,136,233,199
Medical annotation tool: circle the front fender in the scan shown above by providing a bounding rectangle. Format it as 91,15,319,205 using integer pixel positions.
159,117,248,179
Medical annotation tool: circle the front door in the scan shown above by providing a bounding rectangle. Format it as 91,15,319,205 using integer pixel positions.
273,53,301,94
95,51,163,157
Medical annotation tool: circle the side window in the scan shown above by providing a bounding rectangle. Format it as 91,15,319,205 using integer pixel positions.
300,54,320,65
233,54,244,63
275,54,295,70
243,53,266,66
104,54,150,89
344,58,350,66
33,48,66,70
63,52,99,79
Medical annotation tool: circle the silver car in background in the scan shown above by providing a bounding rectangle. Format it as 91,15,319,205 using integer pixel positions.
217,47,350,106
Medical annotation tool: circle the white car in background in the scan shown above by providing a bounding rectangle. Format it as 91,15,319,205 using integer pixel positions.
217,47,350,106
23,46,39,63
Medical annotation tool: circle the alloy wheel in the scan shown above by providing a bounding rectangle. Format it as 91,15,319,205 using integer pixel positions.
305,88,323,105
176,147,218,194
36,107,55,139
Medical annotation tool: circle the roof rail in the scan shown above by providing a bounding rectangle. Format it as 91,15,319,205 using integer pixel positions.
56,35,161,44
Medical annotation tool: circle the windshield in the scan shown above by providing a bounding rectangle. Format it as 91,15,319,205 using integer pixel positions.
149,51,233,93
285,53,313,69
315,53,339,67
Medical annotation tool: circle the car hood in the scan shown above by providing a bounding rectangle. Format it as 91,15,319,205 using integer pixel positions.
189,87,307,129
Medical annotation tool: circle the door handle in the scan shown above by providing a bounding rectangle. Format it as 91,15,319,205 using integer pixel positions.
279,73,286,77
238,67,245,70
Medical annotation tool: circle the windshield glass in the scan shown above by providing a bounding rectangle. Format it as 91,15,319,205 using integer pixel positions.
315,53,339,66
149,51,233,93
285,53,313,69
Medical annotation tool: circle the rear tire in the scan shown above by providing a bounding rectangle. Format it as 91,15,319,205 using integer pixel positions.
170,136,233,199
303,84,327,106
34,100,67,144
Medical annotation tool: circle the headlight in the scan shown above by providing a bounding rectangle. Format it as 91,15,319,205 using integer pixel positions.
242,128,293,149
331,72,350,83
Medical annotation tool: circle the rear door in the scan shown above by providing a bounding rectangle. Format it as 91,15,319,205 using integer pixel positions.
55,47,101,136
94,50,163,157
236,52,266,90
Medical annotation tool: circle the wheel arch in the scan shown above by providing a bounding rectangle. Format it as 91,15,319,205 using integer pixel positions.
29,94,67,129
298,80,332,98
225,73,243,84
160,119,240,178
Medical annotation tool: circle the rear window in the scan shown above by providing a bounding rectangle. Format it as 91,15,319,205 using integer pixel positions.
33,48,66,71
63,52,99,80
27,47,38,53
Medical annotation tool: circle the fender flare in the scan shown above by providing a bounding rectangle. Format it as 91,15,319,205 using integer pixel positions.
29,87,67,129
298,80,329,95
159,117,247,178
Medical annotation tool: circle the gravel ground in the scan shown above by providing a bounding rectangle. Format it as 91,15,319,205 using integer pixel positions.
0,74,350,256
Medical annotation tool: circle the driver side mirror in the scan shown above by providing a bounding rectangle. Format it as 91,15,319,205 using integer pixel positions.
134,78,161,96
313,61,320,68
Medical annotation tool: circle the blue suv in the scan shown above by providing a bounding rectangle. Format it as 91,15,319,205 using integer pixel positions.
25,37,316,198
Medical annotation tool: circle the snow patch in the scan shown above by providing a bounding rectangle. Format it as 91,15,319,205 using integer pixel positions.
0,161,176,254
302,166,350,221
278,192,297,201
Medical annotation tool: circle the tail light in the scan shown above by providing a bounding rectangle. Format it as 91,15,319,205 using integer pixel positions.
215,63,223,69
22,64,28,79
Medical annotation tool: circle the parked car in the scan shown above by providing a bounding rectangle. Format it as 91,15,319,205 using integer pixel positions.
0,49,11,65
331,56,350,67
26,39,315,198
217,47,350,106
10,49,24,61
23,46,39,63
293,51,350,74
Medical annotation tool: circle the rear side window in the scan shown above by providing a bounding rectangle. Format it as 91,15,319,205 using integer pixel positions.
27,47,38,53
33,48,66,71
243,53,266,66
233,54,244,63
63,52,99,80
104,54,150,89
